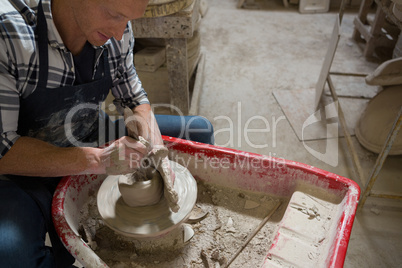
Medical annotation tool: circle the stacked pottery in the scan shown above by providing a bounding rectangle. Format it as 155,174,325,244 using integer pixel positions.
144,0,194,17
392,0,402,21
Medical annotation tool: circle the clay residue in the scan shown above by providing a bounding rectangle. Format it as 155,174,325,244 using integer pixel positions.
97,161,196,239
263,186,344,268
117,171,164,207
124,107,179,212
79,181,286,267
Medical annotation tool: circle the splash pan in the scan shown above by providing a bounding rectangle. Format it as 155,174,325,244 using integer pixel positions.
52,136,360,267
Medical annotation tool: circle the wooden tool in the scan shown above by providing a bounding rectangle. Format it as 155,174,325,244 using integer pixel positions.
224,201,282,268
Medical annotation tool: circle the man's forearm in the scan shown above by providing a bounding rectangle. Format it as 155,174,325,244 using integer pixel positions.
0,136,104,177
131,103,163,146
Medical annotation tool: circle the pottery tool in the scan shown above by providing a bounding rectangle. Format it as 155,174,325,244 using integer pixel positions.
224,201,282,268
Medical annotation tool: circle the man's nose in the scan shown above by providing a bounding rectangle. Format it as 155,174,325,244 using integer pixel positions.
111,22,127,41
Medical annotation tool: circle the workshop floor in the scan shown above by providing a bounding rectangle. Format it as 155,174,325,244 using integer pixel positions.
197,0,402,267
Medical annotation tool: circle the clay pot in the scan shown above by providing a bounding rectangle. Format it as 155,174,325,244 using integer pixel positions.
118,169,164,207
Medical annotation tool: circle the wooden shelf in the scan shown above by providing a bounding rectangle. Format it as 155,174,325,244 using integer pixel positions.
133,0,199,38
132,0,200,115
376,0,402,30
353,0,401,58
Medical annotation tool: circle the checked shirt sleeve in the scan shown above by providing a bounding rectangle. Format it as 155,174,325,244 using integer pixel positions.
0,36,21,159
109,23,150,115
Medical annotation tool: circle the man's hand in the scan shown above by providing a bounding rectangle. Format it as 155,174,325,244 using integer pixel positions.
101,136,148,175
157,156,179,212
124,106,180,212
145,145,179,212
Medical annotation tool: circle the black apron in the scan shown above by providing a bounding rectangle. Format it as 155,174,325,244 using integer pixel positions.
8,1,112,267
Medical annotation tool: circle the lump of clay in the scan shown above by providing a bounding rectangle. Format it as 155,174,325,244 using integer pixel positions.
118,168,164,207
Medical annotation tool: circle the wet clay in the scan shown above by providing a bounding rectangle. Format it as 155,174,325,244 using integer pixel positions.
80,181,284,267
97,161,197,238
124,107,180,212
118,168,164,207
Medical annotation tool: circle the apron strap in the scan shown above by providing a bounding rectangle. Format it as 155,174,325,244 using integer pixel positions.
36,1,49,89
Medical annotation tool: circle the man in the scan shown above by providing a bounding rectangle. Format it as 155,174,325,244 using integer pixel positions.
0,0,214,266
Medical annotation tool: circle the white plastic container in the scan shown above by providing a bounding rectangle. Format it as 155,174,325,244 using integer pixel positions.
299,0,330,13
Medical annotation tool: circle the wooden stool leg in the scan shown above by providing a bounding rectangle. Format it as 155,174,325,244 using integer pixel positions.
363,6,386,57
166,38,189,115
358,108,402,211
353,0,373,41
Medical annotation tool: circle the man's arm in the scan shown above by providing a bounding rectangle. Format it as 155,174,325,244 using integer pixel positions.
130,103,164,147
128,103,179,211
0,136,103,176
0,135,147,177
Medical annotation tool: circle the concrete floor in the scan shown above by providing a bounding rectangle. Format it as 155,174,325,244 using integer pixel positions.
197,0,402,267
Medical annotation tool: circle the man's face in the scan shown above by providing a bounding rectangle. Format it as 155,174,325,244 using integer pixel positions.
71,0,149,46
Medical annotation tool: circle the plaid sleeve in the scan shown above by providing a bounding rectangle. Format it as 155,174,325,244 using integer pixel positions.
0,38,21,158
109,23,149,115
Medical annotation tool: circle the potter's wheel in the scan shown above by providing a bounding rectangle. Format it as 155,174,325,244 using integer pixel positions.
97,161,197,238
